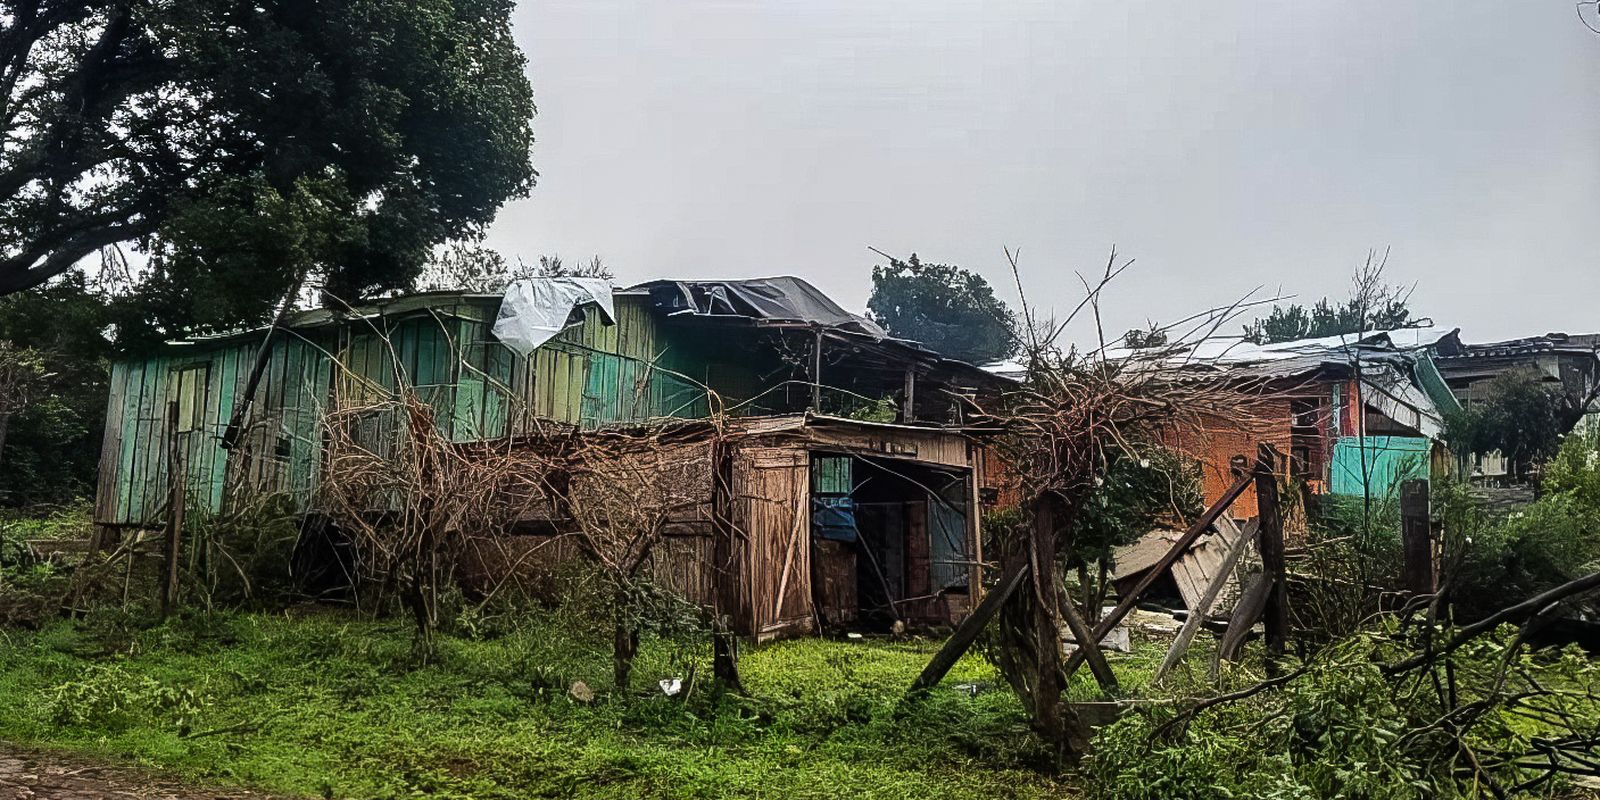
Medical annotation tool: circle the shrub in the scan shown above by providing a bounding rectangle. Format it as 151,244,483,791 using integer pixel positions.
1448,432,1600,621
1086,630,1598,800
187,493,303,608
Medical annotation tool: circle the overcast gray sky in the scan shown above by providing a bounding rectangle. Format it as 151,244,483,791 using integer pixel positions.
485,1,1600,346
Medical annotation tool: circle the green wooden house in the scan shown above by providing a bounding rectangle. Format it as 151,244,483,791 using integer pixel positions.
93,279,999,532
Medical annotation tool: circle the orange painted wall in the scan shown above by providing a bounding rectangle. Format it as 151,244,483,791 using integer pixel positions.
1163,400,1295,520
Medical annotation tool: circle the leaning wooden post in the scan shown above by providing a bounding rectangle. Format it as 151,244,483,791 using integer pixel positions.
1400,479,1434,596
811,327,823,412
1061,471,1254,681
1058,589,1118,695
1027,495,1069,745
1152,518,1259,685
709,437,743,691
161,401,186,620
907,555,1029,696
1254,443,1289,674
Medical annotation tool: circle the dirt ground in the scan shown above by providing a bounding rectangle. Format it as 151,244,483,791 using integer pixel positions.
0,744,280,800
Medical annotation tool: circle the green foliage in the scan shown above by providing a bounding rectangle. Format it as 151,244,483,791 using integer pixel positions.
867,254,1017,365
187,494,305,608
2,0,536,320
1087,632,1600,800
1444,370,1566,480
1537,420,1600,504
48,663,207,734
0,610,1070,799
1242,295,1417,345
843,396,900,423
1075,446,1203,564
0,275,114,506
1446,431,1600,621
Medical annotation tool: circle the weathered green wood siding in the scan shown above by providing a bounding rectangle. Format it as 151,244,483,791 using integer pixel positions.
95,294,730,526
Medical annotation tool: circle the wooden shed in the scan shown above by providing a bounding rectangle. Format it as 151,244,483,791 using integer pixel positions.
464,414,994,641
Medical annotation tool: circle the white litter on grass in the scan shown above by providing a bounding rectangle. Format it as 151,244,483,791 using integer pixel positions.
658,678,683,696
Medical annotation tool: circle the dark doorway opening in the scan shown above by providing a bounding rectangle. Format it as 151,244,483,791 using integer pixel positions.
809,453,972,634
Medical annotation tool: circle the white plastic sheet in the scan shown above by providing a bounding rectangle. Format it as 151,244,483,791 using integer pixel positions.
492,277,615,357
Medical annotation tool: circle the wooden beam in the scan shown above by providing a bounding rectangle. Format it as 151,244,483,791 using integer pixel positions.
811,327,823,412
1059,589,1119,695
907,554,1029,696
1213,573,1270,674
160,401,185,620
902,368,916,421
1062,470,1254,680
220,272,305,451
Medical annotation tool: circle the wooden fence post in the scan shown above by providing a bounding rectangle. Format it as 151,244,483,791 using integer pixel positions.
1254,443,1288,674
161,401,186,620
710,439,743,691
1400,479,1434,596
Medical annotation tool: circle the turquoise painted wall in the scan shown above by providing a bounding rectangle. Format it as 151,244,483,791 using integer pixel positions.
1330,436,1431,498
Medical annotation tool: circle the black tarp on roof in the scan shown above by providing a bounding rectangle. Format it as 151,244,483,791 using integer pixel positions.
630,277,889,339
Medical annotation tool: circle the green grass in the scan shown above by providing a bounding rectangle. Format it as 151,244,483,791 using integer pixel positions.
0,609,1103,799
0,499,94,542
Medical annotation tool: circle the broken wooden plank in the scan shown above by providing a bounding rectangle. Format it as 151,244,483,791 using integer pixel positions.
1213,572,1270,675
906,555,1029,696
1062,470,1254,681
1153,518,1258,685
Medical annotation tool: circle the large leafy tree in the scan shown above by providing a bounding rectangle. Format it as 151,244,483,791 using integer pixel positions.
0,272,116,506
867,254,1017,365
0,0,536,330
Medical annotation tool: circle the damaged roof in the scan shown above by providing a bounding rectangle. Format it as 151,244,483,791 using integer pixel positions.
1434,330,1600,360
1102,327,1457,383
629,277,889,338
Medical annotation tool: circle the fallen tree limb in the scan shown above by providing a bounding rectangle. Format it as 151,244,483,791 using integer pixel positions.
1150,664,1311,742
1384,569,1600,675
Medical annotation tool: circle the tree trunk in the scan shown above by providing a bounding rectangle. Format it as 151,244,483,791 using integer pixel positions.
406,572,435,661
614,614,639,691
0,412,10,476
713,627,742,693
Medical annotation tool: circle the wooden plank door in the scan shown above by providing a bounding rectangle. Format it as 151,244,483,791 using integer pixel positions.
737,447,812,640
